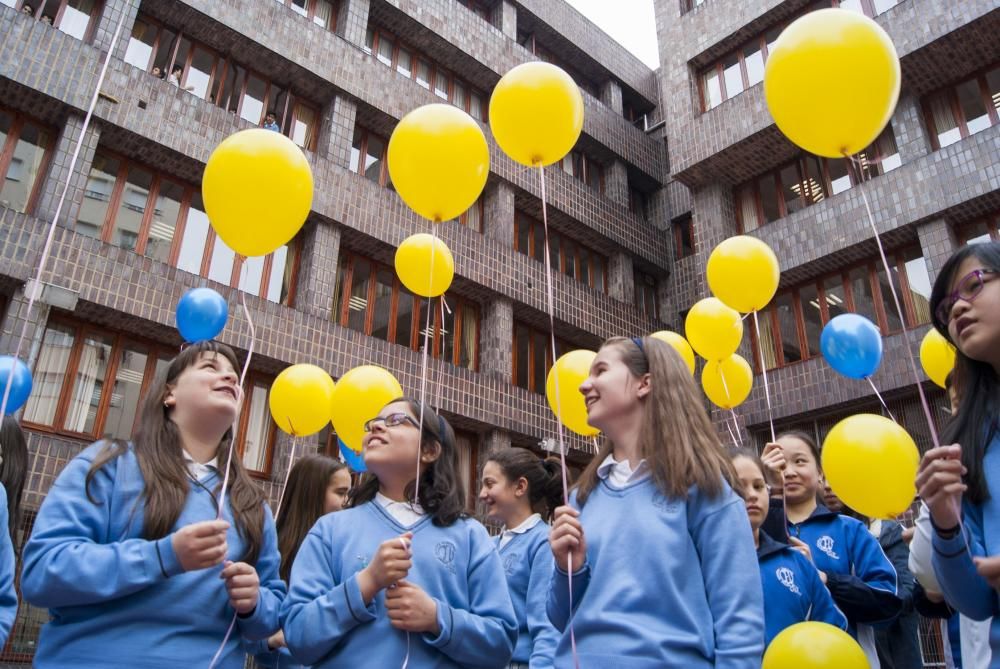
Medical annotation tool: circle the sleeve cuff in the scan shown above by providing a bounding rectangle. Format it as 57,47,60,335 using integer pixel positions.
344,573,377,624
424,598,454,649
553,561,590,578
152,535,184,579
932,527,970,559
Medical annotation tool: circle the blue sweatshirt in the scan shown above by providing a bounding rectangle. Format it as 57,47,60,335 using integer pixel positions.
21,442,285,668
546,478,764,669
280,500,517,668
0,486,17,647
788,504,901,663
243,637,301,668
496,516,559,667
757,530,847,646
932,433,1000,668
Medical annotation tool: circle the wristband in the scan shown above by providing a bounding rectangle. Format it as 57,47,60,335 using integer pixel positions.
929,515,960,540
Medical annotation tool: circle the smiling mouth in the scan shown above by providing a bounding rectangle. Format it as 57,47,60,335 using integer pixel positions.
215,387,238,400
585,396,598,408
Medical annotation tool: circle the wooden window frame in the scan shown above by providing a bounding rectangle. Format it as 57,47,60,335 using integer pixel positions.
672,215,695,260
16,0,104,42
922,65,1000,151
514,211,608,293
512,322,569,394
956,214,1000,244
0,108,56,215
275,0,340,31
234,371,278,479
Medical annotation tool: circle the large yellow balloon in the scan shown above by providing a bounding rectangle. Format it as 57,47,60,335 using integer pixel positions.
330,366,404,453
764,622,868,669
387,104,489,223
651,331,695,376
545,350,599,437
395,234,455,298
920,329,956,389
702,355,753,409
202,129,313,257
822,414,919,519
707,236,780,313
764,9,900,158
685,298,744,362
489,62,585,167
269,364,336,437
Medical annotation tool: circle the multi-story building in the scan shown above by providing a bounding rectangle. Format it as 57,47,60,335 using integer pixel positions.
0,0,669,660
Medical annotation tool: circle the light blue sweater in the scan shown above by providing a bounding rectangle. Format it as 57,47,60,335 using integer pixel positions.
281,500,517,668
21,442,285,668
547,478,764,669
496,517,559,667
0,486,17,647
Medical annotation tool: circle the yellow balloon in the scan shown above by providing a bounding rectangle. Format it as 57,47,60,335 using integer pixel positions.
489,62,585,167
395,234,455,298
707,236,780,313
822,414,919,519
545,350,599,437
330,366,404,453
702,355,753,409
650,331,695,376
764,9,900,158
387,104,489,222
764,622,868,669
920,329,956,389
202,129,313,257
269,364,336,437
685,298,744,362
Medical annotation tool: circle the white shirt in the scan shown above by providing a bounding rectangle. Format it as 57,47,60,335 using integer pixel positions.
596,454,651,489
376,492,426,527
499,513,543,550
182,450,218,482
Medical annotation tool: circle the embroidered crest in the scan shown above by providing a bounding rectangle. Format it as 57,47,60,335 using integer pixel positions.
502,553,519,576
816,535,840,560
652,492,680,512
435,541,457,574
775,567,801,595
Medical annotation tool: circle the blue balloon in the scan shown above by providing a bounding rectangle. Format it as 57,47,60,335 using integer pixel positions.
0,356,33,414
175,287,228,343
820,314,884,379
339,438,366,473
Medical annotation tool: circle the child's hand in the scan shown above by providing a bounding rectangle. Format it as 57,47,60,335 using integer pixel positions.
916,444,966,532
761,443,787,478
358,533,413,603
267,630,286,650
788,536,814,564
550,505,586,573
221,560,259,615
386,580,439,635
172,519,229,571
974,557,1000,591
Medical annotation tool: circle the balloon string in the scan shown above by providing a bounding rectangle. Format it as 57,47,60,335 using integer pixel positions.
846,152,940,450
274,434,298,521
207,613,238,669
729,410,744,447
725,421,739,448
538,163,579,669
0,8,129,422
751,311,777,443
865,377,897,423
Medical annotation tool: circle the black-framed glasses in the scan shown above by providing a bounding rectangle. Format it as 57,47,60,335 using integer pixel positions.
936,269,997,325
363,412,419,433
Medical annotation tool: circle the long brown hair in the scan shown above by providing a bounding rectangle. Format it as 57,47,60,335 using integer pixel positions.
85,341,266,564
0,417,28,548
276,454,346,582
575,336,739,506
485,448,564,521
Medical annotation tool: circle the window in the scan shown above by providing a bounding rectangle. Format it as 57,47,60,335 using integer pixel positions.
453,429,480,511
365,27,489,122
332,252,479,370
752,248,931,370
516,30,599,98
735,126,901,231
14,0,102,41
350,127,390,186
513,322,569,394
628,185,648,218
673,215,695,259
237,374,277,477
958,213,1000,245
559,150,603,193
455,0,491,22
514,211,607,293
450,198,484,232
923,65,1000,150
272,0,338,31
76,151,299,305
635,271,658,319
0,108,54,214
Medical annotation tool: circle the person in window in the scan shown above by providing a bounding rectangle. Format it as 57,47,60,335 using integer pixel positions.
21,4,34,16
167,66,194,92
151,66,164,80
263,112,280,132
40,14,52,25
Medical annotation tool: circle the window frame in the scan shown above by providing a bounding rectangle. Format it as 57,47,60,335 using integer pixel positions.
513,211,609,293
0,107,55,215
15,0,104,42
512,321,570,394
922,65,1000,151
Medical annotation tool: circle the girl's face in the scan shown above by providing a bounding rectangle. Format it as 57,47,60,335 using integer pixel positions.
164,352,241,434
479,461,526,524
777,435,822,504
324,468,352,514
579,345,649,435
733,456,770,531
361,401,428,477
944,256,1000,370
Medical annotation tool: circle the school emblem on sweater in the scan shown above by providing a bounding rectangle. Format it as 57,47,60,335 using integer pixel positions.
502,553,519,576
775,567,801,595
435,541,457,574
816,535,840,560
651,492,679,512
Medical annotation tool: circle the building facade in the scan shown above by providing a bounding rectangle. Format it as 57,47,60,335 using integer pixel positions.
0,0,669,660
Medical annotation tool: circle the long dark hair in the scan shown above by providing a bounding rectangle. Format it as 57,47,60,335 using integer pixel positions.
0,417,28,547
485,448,564,521
85,341,267,564
348,397,466,527
575,336,740,506
276,454,346,582
929,241,1000,504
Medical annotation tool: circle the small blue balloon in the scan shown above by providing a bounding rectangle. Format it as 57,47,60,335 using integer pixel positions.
175,287,228,343
820,314,884,380
339,438,366,473
0,356,33,414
